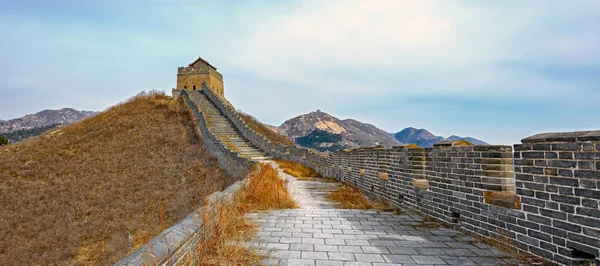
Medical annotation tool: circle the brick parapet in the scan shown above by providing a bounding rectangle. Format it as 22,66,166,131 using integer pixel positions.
190,89,600,265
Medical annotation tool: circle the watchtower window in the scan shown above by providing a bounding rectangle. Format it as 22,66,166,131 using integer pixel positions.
193,85,196,90
184,86,187,90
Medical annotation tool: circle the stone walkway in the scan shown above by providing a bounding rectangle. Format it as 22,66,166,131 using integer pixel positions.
247,164,519,266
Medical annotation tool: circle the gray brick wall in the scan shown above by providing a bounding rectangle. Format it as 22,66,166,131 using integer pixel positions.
200,85,600,265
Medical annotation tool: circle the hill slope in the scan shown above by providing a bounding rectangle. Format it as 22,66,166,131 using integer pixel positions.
394,127,488,147
0,108,96,133
0,92,233,265
1,123,61,143
279,110,400,149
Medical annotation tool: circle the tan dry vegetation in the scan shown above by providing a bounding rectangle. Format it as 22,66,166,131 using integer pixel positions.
0,91,235,266
273,159,322,179
237,112,295,146
189,163,297,265
328,185,388,210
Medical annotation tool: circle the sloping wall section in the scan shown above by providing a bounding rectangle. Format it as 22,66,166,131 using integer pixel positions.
201,84,600,266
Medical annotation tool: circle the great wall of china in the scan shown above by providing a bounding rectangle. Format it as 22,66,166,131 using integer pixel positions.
118,78,599,265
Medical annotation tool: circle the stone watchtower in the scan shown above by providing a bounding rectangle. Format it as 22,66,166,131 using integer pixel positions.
172,56,224,98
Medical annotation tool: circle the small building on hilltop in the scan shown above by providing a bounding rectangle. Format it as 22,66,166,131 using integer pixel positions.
173,56,224,97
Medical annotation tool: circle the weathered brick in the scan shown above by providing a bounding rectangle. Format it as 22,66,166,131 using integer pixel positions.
549,177,579,187
517,219,540,230
541,225,567,238
558,169,573,177
558,152,573,159
583,227,600,239
527,214,551,225
544,152,558,159
553,220,581,233
574,170,600,179
568,214,598,227
577,161,594,170
551,143,580,151
582,199,598,209
522,204,539,214
528,230,552,242
575,207,600,218
553,236,566,246
522,152,545,159
523,182,545,191
550,194,580,205
568,233,600,248
517,234,540,246
532,144,551,150
574,188,600,199
545,185,559,193
521,167,544,175
580,180,597,189
516,174,534,182
514,144,531,151
583,143,595,151
559,204,574,214
521,197,546,207
549,160,576,168
540,241,557,253
535,191,550,200
540,208,567,220
558,186,573,195
546,201,559,210
574,152,600,160
543,168,557,176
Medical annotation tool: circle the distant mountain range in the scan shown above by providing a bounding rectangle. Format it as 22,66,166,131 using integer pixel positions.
393,127,487,148
278,110,400,150
0,108,97,142
275,110,487,151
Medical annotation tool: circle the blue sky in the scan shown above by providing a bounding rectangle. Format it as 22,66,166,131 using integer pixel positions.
1,0,598,145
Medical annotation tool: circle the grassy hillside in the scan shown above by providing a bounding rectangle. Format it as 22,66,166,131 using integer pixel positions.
237,111,294,146
0,91,233,265
1,123,60,143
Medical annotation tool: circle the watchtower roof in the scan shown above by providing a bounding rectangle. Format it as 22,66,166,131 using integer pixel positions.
189,56,217,70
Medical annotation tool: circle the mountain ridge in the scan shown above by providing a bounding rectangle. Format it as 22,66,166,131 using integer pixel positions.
277,111,487,150
0,108,97,134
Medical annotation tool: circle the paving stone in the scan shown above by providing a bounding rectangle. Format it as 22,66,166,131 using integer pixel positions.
338,246,363,253
344,262,372,266
302,251,329,260
328,252,355,261
383,254,416,263
354,253,386,262
267,243,290,250
316,260,343,266
249,172,513,266
303,238,326,245
410,255,447,264
361,246,389,254
291,244,315,251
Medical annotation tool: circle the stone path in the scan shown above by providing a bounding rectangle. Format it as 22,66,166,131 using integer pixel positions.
248,164,519,266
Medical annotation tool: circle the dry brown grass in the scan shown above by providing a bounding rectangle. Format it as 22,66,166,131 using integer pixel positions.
0,91,235,266
189,163,297,265
237,112,294,146
274,159,322,178
328,185,388,210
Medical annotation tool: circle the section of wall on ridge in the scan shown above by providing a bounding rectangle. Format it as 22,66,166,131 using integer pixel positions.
199,81,599,265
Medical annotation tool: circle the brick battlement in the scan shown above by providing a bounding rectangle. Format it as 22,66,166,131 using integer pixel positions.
196,83,599,265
